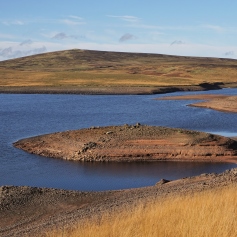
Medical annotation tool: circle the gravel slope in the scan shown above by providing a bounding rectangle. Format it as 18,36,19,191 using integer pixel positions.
1,168,237,237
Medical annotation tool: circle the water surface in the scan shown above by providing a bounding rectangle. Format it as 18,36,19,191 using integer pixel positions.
0,88,236,191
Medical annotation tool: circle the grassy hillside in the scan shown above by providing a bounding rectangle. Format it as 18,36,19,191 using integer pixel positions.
0,49,237,90
47,184,237,237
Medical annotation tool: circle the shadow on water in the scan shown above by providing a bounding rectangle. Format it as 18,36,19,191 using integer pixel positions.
2,152,235,191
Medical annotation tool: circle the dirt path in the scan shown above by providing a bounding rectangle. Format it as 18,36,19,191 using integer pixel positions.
1,168,237,237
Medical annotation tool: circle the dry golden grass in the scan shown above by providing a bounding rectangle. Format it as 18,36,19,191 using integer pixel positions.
1,49,237,89
47,185,237,237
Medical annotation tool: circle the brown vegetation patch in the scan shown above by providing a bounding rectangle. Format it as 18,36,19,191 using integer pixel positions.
0,49,237,93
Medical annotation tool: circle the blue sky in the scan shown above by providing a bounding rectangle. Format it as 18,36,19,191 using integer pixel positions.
1,0,237,60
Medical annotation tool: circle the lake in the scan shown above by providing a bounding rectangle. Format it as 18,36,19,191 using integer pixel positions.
0,88,237,191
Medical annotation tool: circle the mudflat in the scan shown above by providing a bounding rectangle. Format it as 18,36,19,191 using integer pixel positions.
158,94,237,113
13,125,237,163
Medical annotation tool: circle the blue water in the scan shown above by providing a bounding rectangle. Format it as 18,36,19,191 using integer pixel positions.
0,88,237,191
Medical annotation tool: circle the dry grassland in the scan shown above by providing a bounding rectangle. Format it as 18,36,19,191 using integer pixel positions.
46,184,237,237
0,49,237,89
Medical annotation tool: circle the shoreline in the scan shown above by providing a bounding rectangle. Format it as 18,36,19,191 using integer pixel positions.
1,168,237,237
0,82,236,95
157,93,237,113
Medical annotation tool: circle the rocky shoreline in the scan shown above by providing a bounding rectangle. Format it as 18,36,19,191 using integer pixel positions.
1,168,237,237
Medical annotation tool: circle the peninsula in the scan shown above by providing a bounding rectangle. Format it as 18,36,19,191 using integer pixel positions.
13,125,237,163
157,94,237,113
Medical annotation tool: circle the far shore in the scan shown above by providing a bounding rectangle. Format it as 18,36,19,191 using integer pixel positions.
157,93,237,113
0,82,237,95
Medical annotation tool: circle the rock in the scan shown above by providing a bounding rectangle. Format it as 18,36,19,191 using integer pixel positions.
156,179,170,185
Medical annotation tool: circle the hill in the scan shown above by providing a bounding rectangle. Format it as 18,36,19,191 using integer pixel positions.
0,49,237,94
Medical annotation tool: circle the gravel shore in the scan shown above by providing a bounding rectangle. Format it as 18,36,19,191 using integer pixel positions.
1,168,237,237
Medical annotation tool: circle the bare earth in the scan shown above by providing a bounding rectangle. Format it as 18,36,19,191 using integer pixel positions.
157,94,237,113
13,125,237,163
1,169,237,237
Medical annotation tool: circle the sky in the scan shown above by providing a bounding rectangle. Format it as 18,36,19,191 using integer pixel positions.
1,0,237,61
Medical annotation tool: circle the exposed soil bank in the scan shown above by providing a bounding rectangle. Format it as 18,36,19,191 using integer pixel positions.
13,125,237,163
1,168,237,237
0,82,236,95
158,94,237,113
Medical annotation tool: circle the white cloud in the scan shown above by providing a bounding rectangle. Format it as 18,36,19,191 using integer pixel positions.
0,46,47,59
69,15,84,20
201,24,225,33
61,19,86,26
2,20,24,26
107,15,141,23
0,41,47,60
60,15,86,26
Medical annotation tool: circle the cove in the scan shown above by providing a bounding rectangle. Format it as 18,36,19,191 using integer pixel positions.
0,88,237,191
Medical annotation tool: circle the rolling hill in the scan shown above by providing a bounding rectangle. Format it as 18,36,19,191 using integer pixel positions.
0,49,237,94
